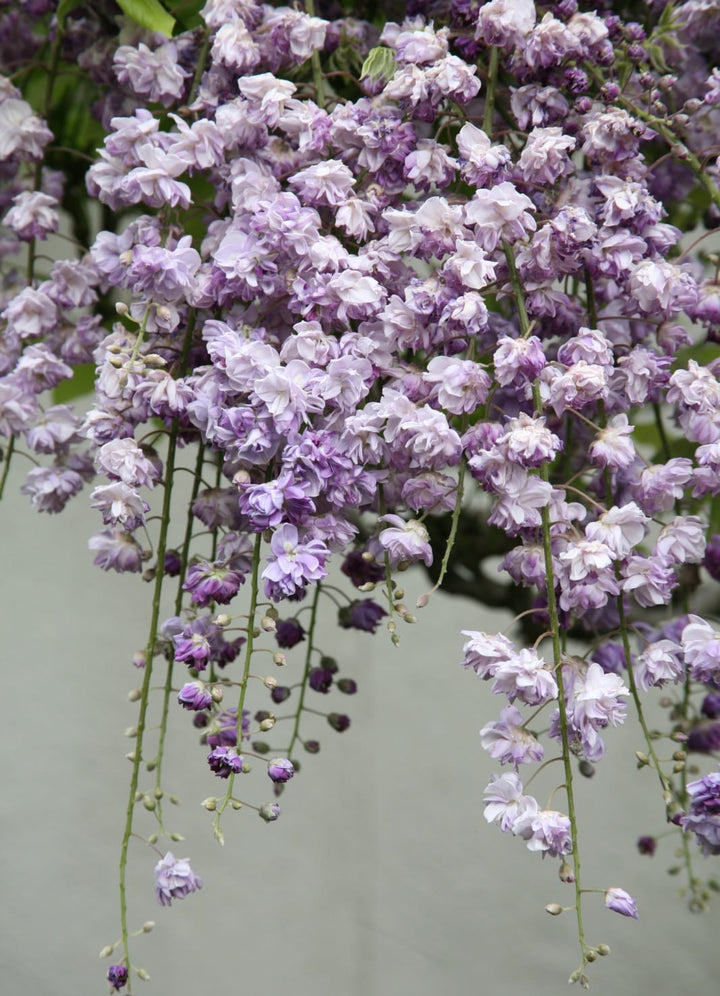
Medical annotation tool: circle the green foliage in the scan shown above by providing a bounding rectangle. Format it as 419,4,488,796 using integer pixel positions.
116,0,176,37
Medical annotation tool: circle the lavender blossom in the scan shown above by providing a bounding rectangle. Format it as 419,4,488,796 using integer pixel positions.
153,852,202,906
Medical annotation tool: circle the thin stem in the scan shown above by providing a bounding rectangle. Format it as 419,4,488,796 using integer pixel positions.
286,582,322,759
153,443,206,813
118,420,181,992
482,45,499,137
0,435,15,501
212,533,263,841
304,0,326,108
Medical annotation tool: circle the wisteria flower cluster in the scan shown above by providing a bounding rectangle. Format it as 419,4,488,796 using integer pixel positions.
3,0,720,990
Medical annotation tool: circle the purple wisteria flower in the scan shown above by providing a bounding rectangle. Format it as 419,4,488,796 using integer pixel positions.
267,758,295,783
178,681,213,711
679,767,720,855
107,965,128,991
262,523,329,600
207,746,245,778
153,852,202,906
604,887,639,919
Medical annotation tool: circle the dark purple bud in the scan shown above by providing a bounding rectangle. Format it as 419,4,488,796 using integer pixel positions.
304,739,320,754
164,549,182,576
627,43,646,62
177,681,213,711
687,723,720,753
255,709,272,723
574,96,593,114
271,685,292,704
600,82,620,102
604,14,621,37
553,0,577,17
701,693,720,719
207,746,244,778
267,758,295,783
339,599,387,634
108,965,128,990
309,668,334,693
193,710,210,729
320,656,339,673
275,618,305,648
595,43,615,66
578,760,595,778
625,21,646,41
637,835,657,856
328,713,351,733
703,534,720,581
341,549,384,587
337,678,358,695
564,68,588,94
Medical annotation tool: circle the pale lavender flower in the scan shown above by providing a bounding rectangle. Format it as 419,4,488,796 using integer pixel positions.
262,523,329,600
513,808,572,857
654,516,706,564
476,0,536,47
681,616,720,684
21,466,83,513
585,503,648,558
461,631,516,679
90,482,149,530
501,413,563,468
604,887,638,918
622,555,676,608
589,414,636,471
375,515,433,569
679,768,720,855
567,661,629,732
88,530,144,573
113,42,190,107
491,648,559,707
518,127,576,186
483,772,538,832
154,852,202,906
493,335,546,387
96,438,160,490
0,96,53,160
479,705,544,767
634,640,684,691
4,190,59,240
465,182,537,251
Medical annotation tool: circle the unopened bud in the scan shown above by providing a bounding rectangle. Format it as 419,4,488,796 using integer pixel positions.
673,750,687,761
136,967,150,981
210,686,224,702
142,921,155,933
559,861,574,884
231,800,243,810
273,652,287,667
115,301,129,316
263,676,278,689
126,751,137,762
673,761,685,773
358,582,376,592
416,593,429,608
145,760,156,772
169,795,179,805
148,834,159,845
597,944,610,956
259,716,276,731
99,945,116,959
671,731,688,743
635,751,650,767
125,726,138,738
169,832,185,842
403,613,418,624
153,788,163,800
202,797,217,811
128,689,141,702
214,613,231,627
261,615,277,631
143,796,156,811
545,903,564,916
586,949,598,963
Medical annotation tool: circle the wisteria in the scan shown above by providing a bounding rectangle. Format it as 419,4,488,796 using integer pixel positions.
3,0,720,990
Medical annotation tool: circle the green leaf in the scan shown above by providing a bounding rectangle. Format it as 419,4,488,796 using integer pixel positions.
116,0,175,37
360,46,396,86
52,364,96,404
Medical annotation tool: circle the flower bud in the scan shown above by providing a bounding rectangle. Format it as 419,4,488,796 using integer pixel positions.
143,796,156,811
273,652,287,666
260,716,276,731
128,689,141,702
545,903,564,916
597,944,610,956
231,800,243,810
263,676,278,689
169,832,185,842
416,593,429,608
201,797,217,811
99,945,116,959
142,921,155,932
261,615,277,631
304,739,320,754
559,861,574,884
210,685,224,703
214,613,231,627
136,967,150,981
259,803,281,823
148,834,159,845
124,726,138,738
